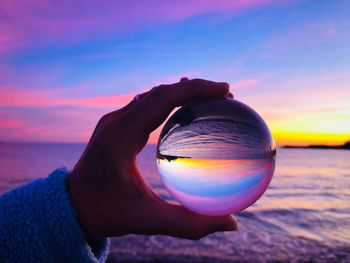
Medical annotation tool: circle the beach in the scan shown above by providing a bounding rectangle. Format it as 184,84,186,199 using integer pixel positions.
0,142,349,262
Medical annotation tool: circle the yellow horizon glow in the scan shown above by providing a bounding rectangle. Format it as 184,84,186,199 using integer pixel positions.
272,131,350,146
149,130,350,147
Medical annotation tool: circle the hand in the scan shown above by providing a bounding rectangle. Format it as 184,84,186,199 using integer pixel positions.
67,78,237,239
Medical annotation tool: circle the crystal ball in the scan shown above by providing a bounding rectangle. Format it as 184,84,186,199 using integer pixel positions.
156,98,276,216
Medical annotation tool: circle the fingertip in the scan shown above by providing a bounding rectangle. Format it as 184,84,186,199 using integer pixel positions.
209,214,237,233
225,92,234,99
219,82,230,94
224,215,238,231
125,78,231,137
199,80,230,97
154,201,238,239
219,82,230,88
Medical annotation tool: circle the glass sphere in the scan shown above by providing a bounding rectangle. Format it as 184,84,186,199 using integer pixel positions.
156,98,276,216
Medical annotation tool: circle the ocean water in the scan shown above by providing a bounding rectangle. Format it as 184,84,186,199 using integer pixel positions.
0,142,349,262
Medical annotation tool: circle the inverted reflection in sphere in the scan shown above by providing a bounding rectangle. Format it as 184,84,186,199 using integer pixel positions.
156,98,276,216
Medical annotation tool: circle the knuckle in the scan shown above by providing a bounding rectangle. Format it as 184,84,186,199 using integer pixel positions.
98,113,111,125
190,78,202,86
151,84,168,96
150,84,174,107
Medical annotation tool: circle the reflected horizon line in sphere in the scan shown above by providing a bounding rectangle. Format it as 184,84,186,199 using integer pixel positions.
156,98,276,216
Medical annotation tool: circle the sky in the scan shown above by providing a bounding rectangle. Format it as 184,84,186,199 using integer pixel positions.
0,0,349,146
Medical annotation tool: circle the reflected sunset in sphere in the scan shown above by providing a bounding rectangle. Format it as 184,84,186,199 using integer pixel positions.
157,98,276,216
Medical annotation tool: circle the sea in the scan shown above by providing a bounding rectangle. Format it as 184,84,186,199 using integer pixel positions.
0,142,349,262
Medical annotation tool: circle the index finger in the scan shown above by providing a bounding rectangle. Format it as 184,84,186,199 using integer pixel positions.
124,78,230,135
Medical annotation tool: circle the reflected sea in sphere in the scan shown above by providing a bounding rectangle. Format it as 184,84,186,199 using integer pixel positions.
156,98,276,216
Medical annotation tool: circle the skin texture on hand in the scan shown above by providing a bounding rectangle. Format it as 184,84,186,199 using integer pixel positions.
67,78,237,240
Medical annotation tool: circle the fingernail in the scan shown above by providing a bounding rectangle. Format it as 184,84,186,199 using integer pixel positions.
219,82,230,93
219,82,230,88
225,92,234,99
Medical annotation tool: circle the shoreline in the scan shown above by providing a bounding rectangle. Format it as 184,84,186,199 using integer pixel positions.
282,141,350,150
282,145,350,150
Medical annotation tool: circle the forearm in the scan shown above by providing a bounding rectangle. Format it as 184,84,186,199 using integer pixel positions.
0,168,110,263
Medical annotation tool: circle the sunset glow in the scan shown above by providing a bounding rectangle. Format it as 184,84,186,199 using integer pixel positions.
0,0,349,145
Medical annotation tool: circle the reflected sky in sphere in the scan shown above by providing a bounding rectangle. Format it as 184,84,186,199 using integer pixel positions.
156,98,276,216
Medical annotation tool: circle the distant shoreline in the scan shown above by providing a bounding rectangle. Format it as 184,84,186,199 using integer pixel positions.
2,140,350,151
282,142,350,150
157,153,191,162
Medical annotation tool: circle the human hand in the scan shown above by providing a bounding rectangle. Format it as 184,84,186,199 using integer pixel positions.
67,78,237,239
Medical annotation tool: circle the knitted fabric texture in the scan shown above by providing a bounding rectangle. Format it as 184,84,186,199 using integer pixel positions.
0,168,110,262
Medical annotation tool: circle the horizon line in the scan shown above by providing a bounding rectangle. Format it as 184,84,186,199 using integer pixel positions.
1,140,349,148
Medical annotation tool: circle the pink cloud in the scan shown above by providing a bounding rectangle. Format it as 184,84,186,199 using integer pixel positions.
6,124,91,142
0,0,300,53
231,79,259,89
0,85,144,142
0,106,102,142
0,86,135,108
0,119,23,128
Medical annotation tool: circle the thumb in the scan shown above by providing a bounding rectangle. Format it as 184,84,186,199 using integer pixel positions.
150,200,237,240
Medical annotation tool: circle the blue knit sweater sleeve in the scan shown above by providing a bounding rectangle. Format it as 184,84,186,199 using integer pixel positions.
0,168,110,263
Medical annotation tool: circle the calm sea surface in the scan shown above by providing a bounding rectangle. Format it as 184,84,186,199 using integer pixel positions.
0,142,349,262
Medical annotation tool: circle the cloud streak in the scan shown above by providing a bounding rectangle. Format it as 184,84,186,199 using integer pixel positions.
1,0,349,145
0,86,135,108
0,0,299,53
